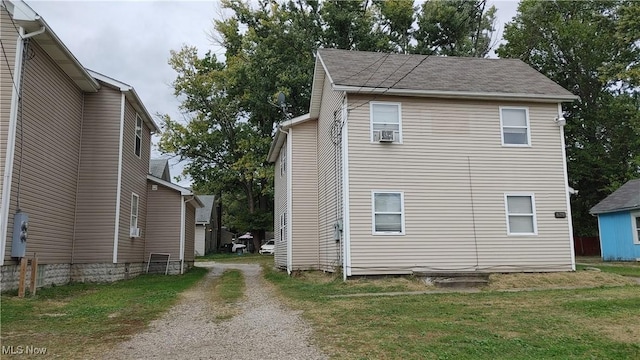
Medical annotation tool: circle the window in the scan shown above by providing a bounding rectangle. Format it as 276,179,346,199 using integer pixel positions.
505,194,537,235
280,146,287,177
500,107,530,146
371,102,401,142
279,212,287,241
632,212,640,244
134,114,142,157
130,193,139,230
372,192,404,235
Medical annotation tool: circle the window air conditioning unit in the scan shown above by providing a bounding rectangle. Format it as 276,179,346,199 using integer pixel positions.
130,227,141,238
375,130,396,142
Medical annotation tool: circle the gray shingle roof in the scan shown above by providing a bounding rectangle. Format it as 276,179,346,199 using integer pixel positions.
317,49,576,99
590,179,640,214
149,159,170,181
196,195,216,224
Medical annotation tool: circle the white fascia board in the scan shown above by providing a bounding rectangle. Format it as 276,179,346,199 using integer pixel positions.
89,70,159,133
268,114,315,162
309,54,330,119
147,175,193,196
333,85,580,103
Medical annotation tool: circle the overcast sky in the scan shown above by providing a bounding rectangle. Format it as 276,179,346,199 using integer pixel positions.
25,0,520,185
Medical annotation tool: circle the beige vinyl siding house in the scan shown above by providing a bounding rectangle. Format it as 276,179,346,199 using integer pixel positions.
0,1,197,290
0,7,17,199
269,49,578,280
146,176,202,274
194,194,217,256
273,137,288,269
73,85,121,263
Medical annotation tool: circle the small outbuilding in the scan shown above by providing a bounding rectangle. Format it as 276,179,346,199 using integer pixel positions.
589,179,640,261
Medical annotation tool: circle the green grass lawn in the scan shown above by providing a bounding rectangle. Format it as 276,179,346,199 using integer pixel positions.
576,263,640,277
209,269,245,321
196,252,275,266
265,267,640,359
0,267,207,358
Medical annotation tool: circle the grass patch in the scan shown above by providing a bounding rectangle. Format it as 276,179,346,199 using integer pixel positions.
0,267,207,358
264,267,640,359
210,269,245,320
576,263,640,277
196,252,274,266
488,271,636,290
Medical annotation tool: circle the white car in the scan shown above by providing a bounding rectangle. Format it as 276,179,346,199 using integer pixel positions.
259,240,275,255
232,242,247,254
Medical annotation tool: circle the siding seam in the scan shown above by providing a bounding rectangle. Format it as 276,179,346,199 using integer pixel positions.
113,93,125,263
71,92,85,264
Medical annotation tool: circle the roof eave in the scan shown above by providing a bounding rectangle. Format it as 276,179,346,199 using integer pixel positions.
147,175,192,195
334,85,579,103
590,206,640,215
89,70,160,133
9,1,100,92
267,128,287,163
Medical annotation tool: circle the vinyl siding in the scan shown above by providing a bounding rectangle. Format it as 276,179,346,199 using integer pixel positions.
117,100,150,263
184,203,195,262
0,7,17,201
290,120,319,269
346,95,572,275
195,225,205,256
73,86,121,263
145,182,181,260
274,138,288,268
4,41,83,264
317,77,344,271
599,211,640,261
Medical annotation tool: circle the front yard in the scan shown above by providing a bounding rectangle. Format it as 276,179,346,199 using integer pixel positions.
264,264,640,359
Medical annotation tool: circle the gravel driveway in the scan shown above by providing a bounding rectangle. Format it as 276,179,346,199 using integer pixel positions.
105,262,327,360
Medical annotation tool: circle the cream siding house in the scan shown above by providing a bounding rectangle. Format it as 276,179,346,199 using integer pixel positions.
0,1,195,290
268,49,578,279
146,176,203,274
195,195,217,256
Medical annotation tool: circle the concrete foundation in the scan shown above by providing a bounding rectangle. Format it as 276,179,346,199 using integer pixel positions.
0,260,194,292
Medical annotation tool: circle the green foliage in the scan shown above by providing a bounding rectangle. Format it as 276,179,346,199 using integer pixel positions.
498,0,640,235
158,0,502,239
414,0,496,57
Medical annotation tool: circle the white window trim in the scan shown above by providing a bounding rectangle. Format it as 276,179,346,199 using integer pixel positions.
280,145,286,177
631,211,640,245
371,191,405,236
370,101,403,144
130,193,139,230
504,192,538,236
135,114,143,158
499,106,531,147
279,212,287,242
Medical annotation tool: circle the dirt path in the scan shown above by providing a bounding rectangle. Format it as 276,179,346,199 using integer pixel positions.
104,262,327,360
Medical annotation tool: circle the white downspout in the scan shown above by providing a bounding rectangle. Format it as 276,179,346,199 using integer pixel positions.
341,97,351,280
0,26,45,266
558,103,576,271
180,197,186,274
286,129,293,275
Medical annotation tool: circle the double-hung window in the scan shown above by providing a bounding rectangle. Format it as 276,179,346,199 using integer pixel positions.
372,192,404,235
632,212,640,244
500,107,530,146
135,114,143,157
505,193,537,235
130,193,139,236
371,102,401,143
280,212,287,242
280,146,287,177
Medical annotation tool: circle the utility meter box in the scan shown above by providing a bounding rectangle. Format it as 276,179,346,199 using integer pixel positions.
11,212,29,258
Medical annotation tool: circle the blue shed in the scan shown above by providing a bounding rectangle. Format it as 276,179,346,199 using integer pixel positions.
589,179,640,261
